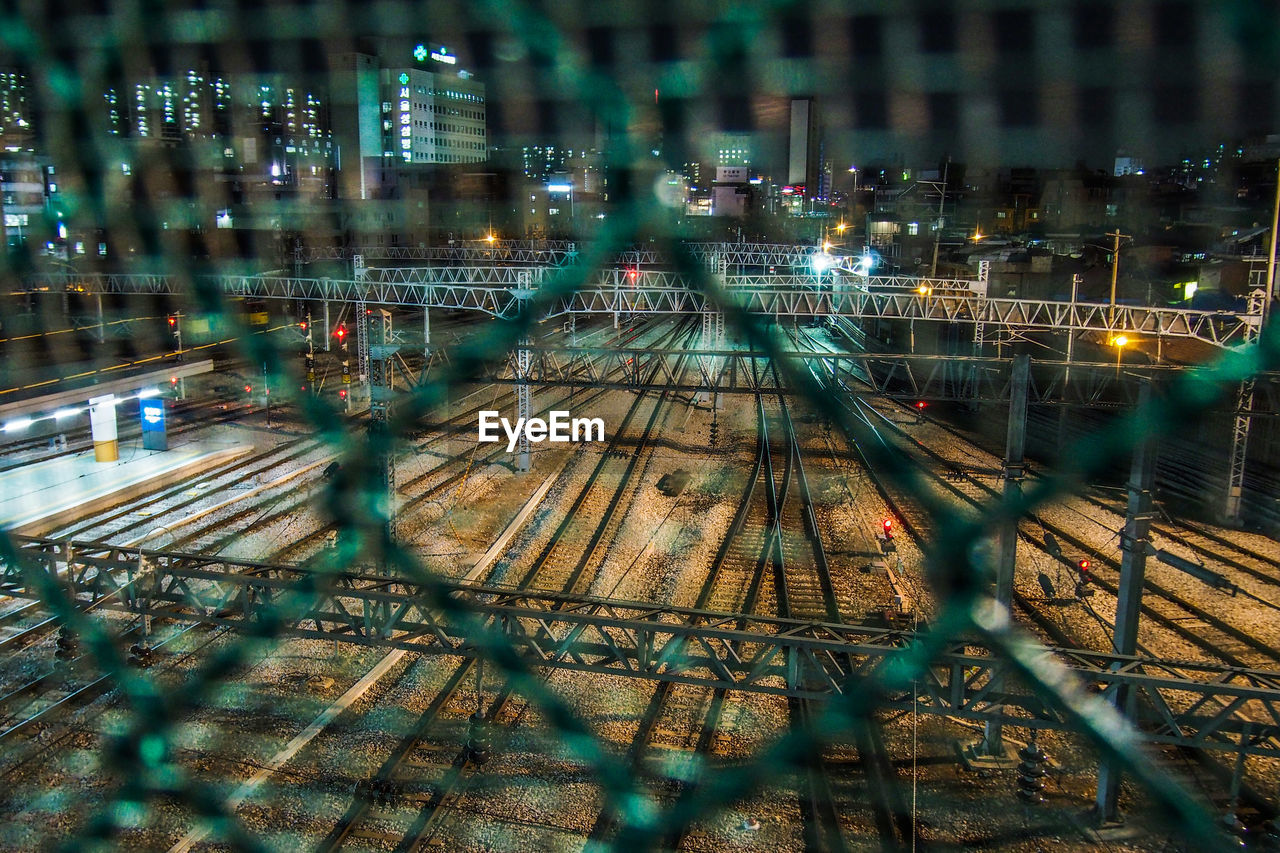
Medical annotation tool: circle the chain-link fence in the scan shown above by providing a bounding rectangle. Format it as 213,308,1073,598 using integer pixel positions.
1,1,1279,850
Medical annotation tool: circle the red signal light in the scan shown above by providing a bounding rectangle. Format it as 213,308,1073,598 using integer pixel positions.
244,384,252,394
338,388,348,399
1078,558,1091,574
167,316,176,327
299,321,307,331
170,376,178,385
916,401,926,410
335,325,346,339
882,518,894,537
627,268,638,281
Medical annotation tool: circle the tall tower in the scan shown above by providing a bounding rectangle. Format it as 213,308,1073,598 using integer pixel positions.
788,97,821,197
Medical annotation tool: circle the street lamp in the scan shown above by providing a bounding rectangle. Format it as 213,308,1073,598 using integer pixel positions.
1110,335,1129,372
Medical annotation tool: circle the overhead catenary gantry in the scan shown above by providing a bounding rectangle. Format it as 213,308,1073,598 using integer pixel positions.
6,535,1280,763
295,240,854,271
21,268,1264,350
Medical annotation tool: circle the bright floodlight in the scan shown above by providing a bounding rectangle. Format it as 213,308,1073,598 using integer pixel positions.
1112,335,1129,347
853,254,873,276
2,417,33,432
811,252,833,274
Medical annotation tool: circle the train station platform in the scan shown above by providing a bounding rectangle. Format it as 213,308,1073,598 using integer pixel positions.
0,437,252,535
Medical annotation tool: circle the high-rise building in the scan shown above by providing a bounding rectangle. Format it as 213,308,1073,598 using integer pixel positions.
712,134,753,168
1,152,56,250
0,69,34,149
382,66,485,166
788,97,821,196
330,43,487,200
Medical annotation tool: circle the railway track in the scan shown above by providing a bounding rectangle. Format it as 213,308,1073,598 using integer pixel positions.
847,384,1280,670
802,337,1280,835
308,322,697,848
587,395,769,848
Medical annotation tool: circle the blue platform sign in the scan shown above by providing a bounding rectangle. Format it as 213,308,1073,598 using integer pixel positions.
140,400,167,451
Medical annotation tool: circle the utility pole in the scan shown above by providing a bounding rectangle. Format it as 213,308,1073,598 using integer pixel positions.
1096,382,1157,822
303,312,315,393
1106,229,1130,325
925,160,950,277
982,353,1030,758
1265,158,1280,325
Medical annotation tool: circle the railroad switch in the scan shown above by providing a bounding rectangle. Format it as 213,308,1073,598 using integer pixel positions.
127,641,155,668
1015,738,1049,803
355,777,401,808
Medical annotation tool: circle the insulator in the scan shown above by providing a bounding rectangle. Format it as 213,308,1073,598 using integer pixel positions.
1016,741,1048,804
1219,813,1247,848
466,710,492,765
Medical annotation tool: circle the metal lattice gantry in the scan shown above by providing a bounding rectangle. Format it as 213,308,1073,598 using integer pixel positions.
298,240,846,271
4,536,1279,760
21,269,1265,348
451,344,1280,407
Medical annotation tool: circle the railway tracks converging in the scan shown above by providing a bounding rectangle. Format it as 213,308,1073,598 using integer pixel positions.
3,304,1278,850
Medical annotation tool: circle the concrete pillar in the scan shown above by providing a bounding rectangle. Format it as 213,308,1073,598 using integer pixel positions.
423,306,431,359
95,294,105,343
88,395,118,462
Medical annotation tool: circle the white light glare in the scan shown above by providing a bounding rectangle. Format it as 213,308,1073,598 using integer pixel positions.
811,252,833,274
54,408,80,419
853,254,874,276
3,418,33,432
136,387,163,399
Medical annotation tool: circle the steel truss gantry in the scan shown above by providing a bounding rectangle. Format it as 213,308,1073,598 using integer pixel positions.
22,271,1263,349
297,240,844,271
4,536,1278,759
489,346,1278,409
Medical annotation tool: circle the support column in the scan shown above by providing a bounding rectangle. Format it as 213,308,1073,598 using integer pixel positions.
516,339,532,473
698,307,724,408
1096,383,1157,822
1225,379,1254,523
323,299,331,353
356,300,370,385
95,294,105,343
1058,273,1082,454
422,306,431,359
368,308,398,570
981,353,1029,756
1225,287,1266,523
88,394,119,462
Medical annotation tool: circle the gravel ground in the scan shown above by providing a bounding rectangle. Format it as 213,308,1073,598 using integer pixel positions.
2,353,1275,851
